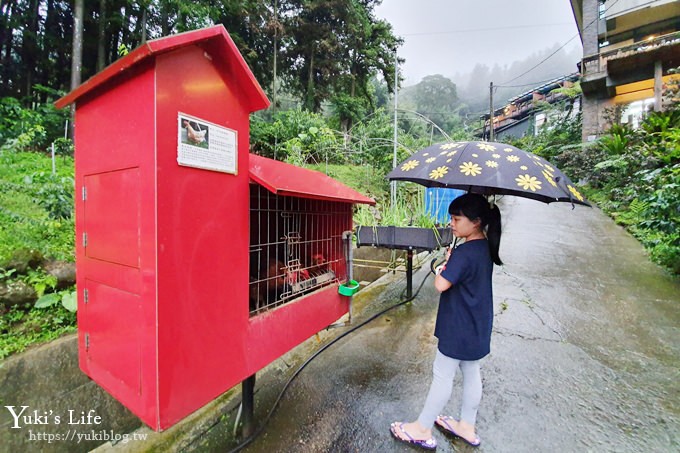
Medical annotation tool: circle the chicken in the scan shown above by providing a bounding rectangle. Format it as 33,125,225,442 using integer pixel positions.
183,120,207,144
249,258,287,312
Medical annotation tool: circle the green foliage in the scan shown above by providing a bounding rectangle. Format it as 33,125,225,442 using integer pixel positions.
23,268,57,298
598,123,633,155
281,0,401,112
52,137,74,158
251,109,340,164
0,267,17,281
0,145,75,359
640,110,680,164
0,304,77,360
330,93,368,129
26,172,75,220
0,151,75,265
353,182,440,229
35,288,77,313
346,108,398,170
0,91,70,152
413,74,459,128
647,233,680,275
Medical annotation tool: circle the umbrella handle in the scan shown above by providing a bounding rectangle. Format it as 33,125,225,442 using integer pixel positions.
430,239,459,275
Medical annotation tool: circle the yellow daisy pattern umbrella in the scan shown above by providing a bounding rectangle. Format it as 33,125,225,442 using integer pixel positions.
387,141,590,206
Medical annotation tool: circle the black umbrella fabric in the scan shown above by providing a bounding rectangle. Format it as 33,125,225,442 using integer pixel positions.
387,141,589,206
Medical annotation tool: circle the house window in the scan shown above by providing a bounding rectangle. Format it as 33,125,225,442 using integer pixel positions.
620,98,655,129
534,112,548,135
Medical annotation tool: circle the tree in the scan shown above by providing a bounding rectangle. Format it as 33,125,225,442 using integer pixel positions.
0,0,400,128
414,74,458,128
212,0,278,92
330,1,402,131
282,0,400,113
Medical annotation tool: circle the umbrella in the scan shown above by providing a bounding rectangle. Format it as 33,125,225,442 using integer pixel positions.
387,140,589,206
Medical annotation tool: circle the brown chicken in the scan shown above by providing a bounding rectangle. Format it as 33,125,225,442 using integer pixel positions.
183,120,207,144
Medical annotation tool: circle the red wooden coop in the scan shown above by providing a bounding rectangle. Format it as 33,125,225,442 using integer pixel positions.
56,25,374,430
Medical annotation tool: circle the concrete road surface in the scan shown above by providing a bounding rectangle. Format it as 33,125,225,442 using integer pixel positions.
193,196,679,453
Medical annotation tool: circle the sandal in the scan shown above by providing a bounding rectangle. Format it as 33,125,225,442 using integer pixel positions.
390,422,437,450
435,415,481,447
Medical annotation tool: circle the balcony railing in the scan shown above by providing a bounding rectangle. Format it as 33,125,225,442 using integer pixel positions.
582,31,680,76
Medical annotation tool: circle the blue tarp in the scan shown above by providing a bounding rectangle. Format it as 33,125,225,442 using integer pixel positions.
425,188,465,224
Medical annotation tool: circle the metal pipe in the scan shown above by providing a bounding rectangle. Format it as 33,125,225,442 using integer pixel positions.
241,374,256,439
406,249,413,299
342,230,353,323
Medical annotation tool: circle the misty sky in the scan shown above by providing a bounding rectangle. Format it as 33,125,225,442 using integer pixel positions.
375,0,583,84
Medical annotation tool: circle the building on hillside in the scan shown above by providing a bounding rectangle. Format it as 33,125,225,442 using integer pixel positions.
477,73,581,140
570,0,680,141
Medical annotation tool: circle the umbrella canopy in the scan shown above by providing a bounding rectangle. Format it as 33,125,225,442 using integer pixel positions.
387,141,589,206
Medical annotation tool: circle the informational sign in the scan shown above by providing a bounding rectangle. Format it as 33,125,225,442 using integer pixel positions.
177,113,238,174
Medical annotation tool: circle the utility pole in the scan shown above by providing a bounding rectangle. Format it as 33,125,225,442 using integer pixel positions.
391,50,399,209
489,82,494,142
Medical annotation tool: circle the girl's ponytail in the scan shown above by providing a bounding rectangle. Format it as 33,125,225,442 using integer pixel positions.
486,204,502,266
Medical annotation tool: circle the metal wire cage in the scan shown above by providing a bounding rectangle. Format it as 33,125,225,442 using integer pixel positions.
248,184,352,315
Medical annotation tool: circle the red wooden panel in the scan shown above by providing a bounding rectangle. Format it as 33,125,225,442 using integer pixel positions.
82,280,142,404
73,65,159,429
84,168,141,268
154,46,253,429
246,286,349,374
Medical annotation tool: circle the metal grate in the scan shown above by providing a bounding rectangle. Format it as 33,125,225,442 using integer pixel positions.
249,184,352,315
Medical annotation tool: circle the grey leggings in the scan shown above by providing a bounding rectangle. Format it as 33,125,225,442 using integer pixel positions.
417,349,483,428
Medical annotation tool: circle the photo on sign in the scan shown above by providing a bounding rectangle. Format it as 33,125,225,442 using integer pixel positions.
180,117,210,149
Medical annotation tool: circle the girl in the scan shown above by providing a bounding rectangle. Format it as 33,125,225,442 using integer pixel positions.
390,193,502,450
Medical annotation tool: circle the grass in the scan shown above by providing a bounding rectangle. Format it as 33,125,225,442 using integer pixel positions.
0,150,76,360
307,163,442,228
0,150,75,265
0,304,76,359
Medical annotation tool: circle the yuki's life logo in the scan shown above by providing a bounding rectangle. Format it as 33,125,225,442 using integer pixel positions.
4,406,102,428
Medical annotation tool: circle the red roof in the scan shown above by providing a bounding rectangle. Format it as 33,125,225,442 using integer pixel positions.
249,154,375,205
56,25,269,112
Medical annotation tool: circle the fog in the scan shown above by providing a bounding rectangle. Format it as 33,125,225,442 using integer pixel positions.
375,0,584,89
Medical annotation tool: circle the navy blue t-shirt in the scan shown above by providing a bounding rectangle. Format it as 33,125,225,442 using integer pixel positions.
434,239,494,361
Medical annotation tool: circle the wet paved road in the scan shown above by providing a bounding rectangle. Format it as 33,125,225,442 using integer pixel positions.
223,197,679,453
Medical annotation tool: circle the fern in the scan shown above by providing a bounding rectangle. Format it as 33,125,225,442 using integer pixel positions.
628,198,649,222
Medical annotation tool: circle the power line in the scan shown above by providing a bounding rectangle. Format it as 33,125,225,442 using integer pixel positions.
498,36,580,86
402,23,573,37
498,0,622,86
